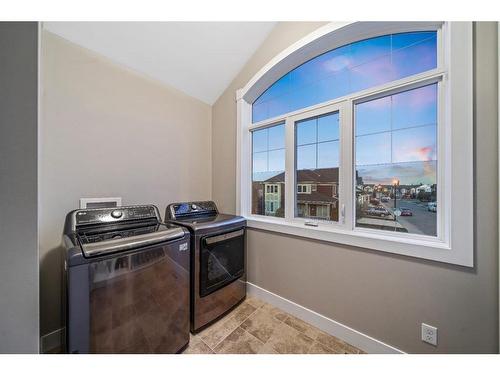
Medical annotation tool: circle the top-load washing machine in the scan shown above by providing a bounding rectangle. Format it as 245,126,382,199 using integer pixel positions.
62,204,190,353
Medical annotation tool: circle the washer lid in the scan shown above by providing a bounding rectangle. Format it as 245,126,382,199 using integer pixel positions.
167,213,245,232
79,225,186,258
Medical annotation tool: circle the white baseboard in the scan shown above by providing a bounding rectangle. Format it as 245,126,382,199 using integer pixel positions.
247,282,405,354
40,327,64,354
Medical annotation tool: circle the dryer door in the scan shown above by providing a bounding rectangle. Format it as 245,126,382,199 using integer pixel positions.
199,228,245,297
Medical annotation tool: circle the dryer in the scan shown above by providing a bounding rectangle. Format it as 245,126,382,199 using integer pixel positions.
165,201,246,332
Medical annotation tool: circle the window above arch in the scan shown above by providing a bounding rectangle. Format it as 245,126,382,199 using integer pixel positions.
252,31,437,123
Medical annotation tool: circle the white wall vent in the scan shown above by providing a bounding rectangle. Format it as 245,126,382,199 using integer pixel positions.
79,197,122,209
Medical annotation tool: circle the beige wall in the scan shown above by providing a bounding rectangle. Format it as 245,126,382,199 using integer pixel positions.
40,31,212,335
212,22,499,353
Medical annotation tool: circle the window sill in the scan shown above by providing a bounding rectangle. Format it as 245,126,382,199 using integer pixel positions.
244,215,471,267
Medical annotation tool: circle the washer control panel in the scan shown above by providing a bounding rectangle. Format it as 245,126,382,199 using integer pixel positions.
75,205,158,226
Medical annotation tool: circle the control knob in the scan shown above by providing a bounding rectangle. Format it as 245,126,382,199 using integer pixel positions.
111,210,123,219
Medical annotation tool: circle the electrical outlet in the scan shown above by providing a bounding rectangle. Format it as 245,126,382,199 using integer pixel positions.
421,323,438,346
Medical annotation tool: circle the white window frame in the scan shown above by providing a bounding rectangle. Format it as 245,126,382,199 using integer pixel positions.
289,103,345,226
297,184,312,194
236,22,473,267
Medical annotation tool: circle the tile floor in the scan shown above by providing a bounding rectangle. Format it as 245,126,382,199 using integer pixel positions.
183,296,365,354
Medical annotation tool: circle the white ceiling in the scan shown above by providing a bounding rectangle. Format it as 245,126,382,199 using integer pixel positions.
43,22,276,105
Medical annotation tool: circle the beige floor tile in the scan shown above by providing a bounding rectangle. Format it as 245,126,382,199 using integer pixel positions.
283,315,323,340
214,327,264,354
265,322,314,354
257,342,279,354
245,295,266,309
241,308,282,343
260,302,290,322
184,296,362,355
343,343,361,354
225,301,258,324
316,332,357,353
182,336,214,354
198,315,241,349
308,341,337,354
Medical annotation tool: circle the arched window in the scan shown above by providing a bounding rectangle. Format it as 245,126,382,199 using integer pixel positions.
252,31,437,123
237,22,473,267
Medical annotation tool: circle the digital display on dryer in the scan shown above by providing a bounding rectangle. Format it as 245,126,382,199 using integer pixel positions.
176,203,190,215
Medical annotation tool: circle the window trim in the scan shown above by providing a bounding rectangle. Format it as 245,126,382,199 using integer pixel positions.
351,78,444,242
236,22,473,267
288,102,345,227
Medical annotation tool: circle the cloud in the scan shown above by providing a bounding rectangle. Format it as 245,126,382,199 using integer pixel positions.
393,83,437,109
323,55,351,72
358,161,437,185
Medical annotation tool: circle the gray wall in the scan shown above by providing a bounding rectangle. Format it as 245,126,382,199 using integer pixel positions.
212,22,499,353
40,31,212,336
0,22,39,353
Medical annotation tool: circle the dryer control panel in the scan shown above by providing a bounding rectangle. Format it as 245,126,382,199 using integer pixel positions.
168,201,218,219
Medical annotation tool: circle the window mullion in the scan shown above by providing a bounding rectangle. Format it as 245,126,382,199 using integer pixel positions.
340,100,354,230
284,117,295,221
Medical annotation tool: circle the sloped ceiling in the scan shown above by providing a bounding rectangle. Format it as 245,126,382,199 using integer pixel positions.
43,22,276,104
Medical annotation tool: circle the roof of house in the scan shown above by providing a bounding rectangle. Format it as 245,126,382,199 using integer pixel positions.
264,168,339,183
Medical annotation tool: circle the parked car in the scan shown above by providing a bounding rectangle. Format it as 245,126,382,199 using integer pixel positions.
370,198,380,205
400,207,413,216
427,202,437,212
381,196,390,203
366,206,390,217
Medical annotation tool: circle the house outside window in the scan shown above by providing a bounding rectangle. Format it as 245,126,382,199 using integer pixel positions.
264,183,281,215
251,123,285,217
296,111,340,222
240,22,473,266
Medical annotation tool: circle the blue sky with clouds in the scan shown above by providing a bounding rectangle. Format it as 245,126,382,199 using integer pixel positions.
252,31,437,123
